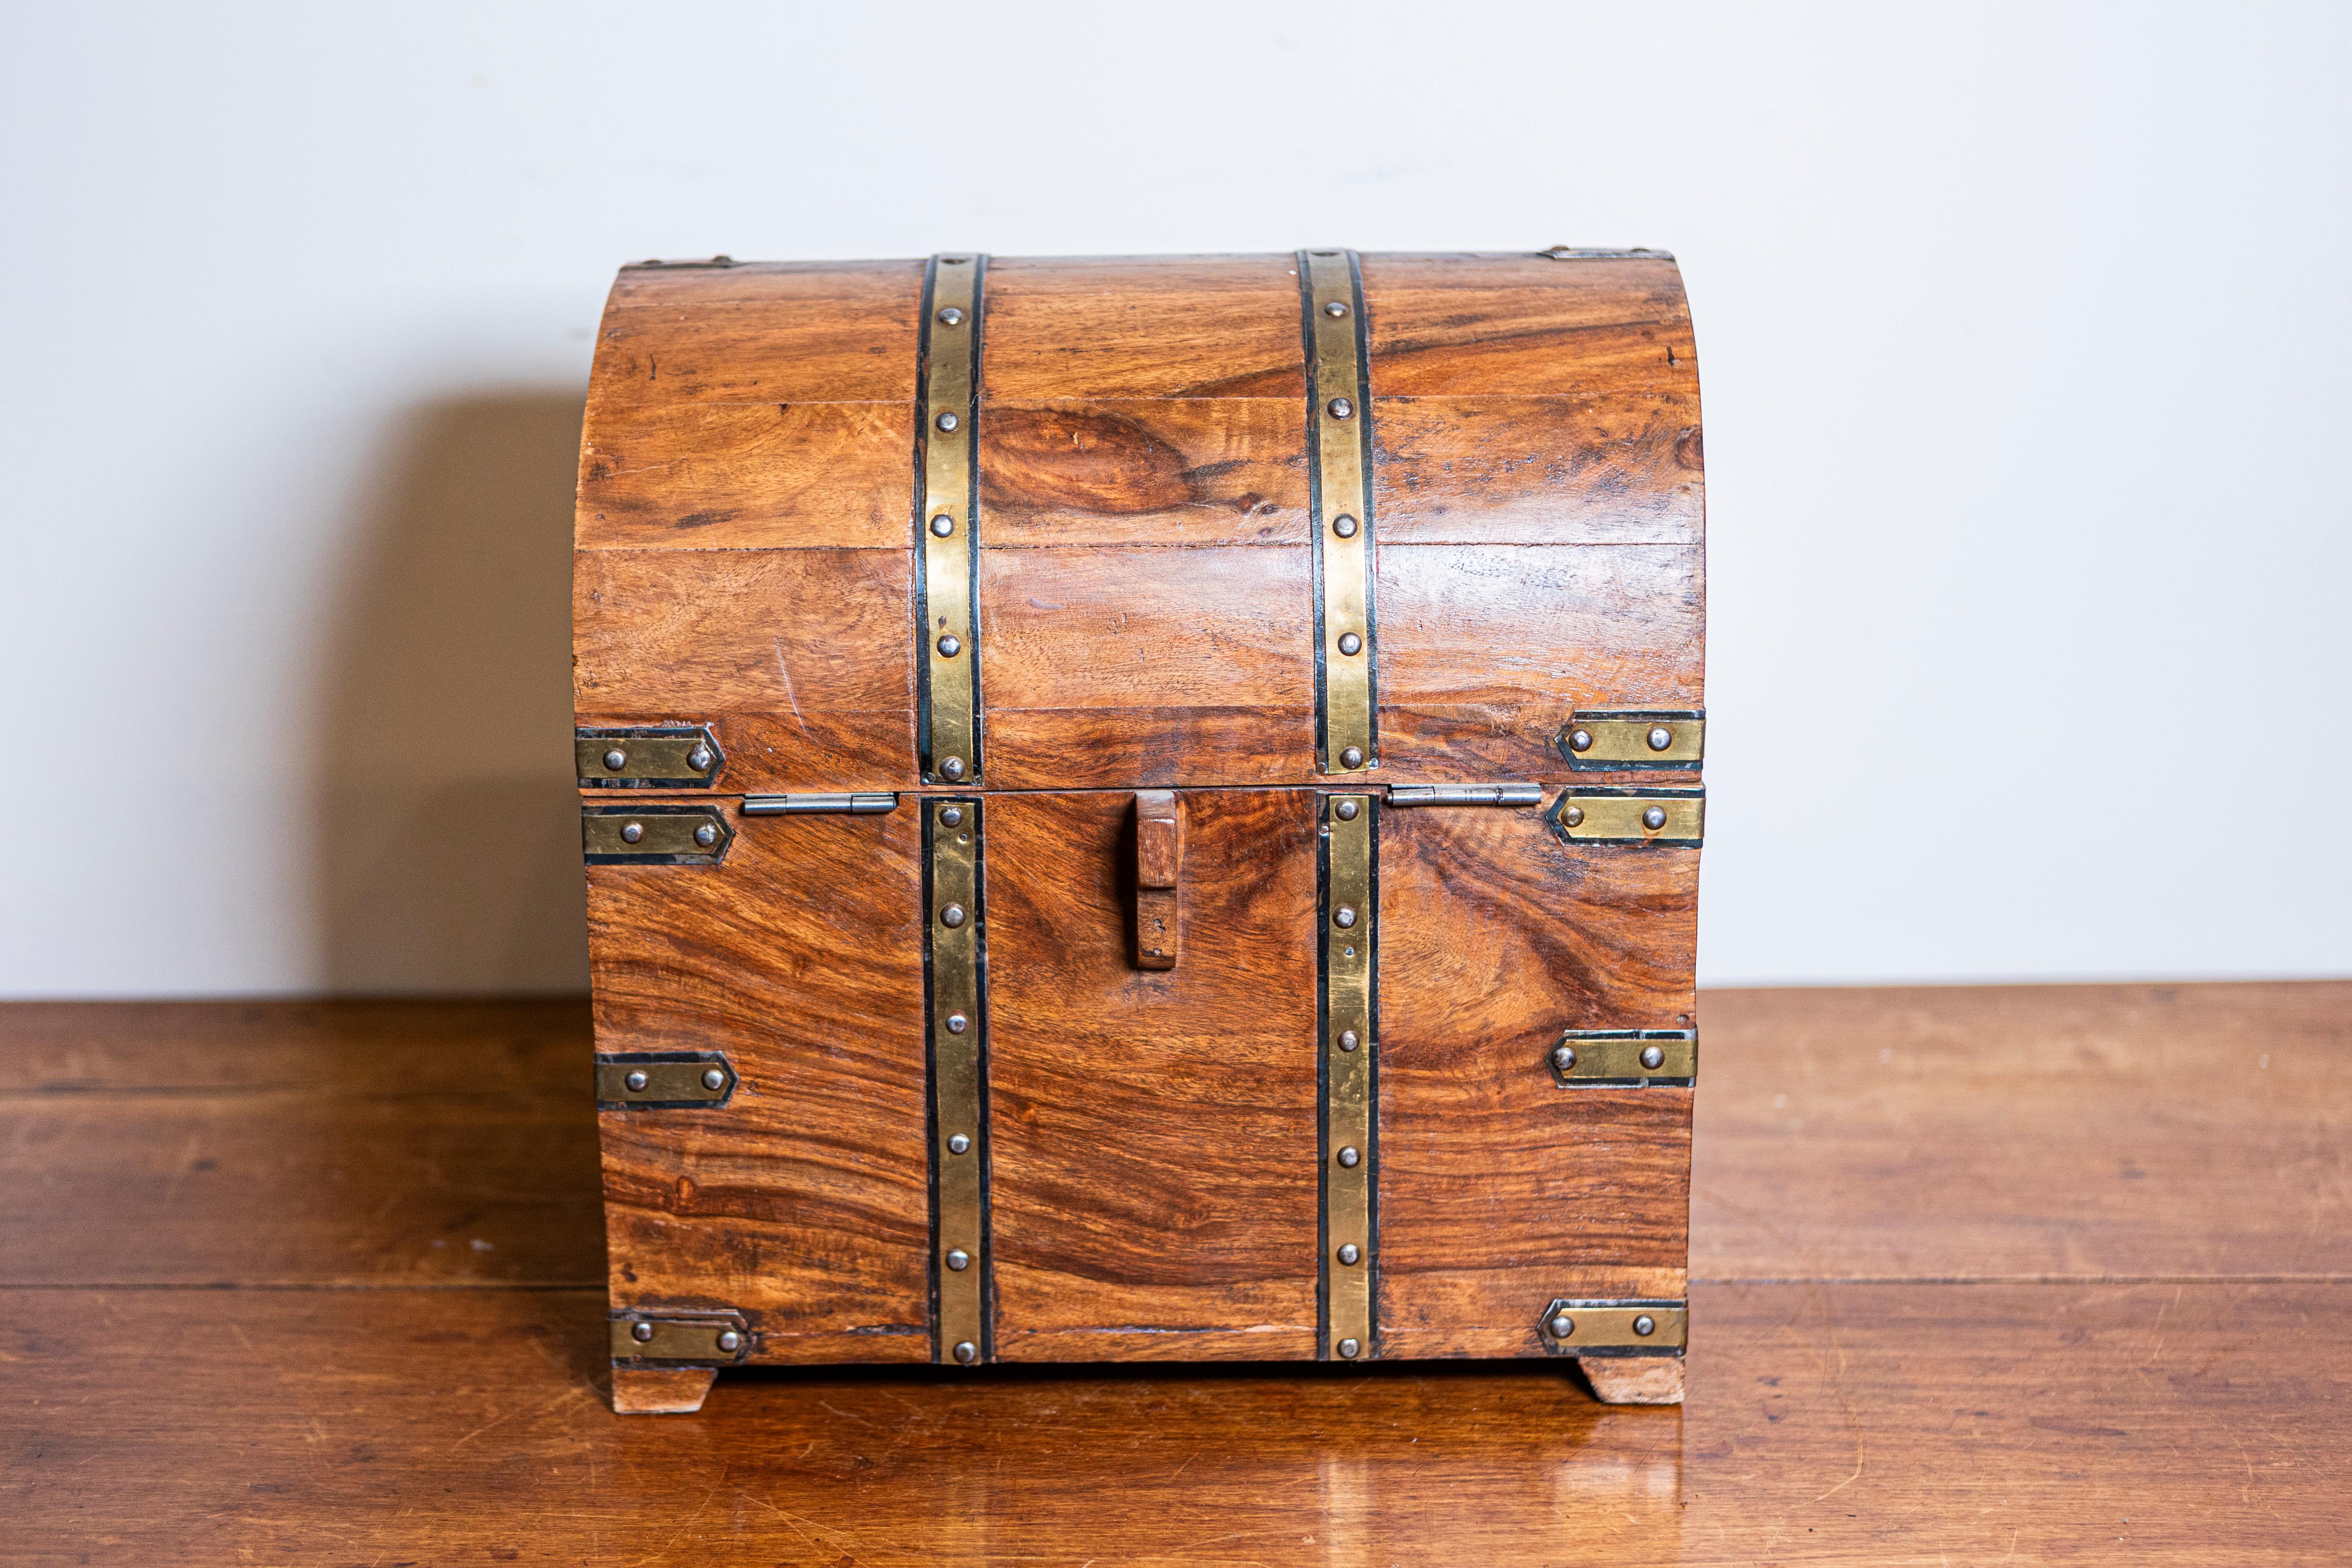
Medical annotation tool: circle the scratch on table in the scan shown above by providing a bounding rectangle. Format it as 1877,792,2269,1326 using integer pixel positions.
773,639,810,735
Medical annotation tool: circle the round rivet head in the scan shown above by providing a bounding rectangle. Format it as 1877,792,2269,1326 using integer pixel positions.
624,1069,649,1092
603,748,628,771
1648,726,1673,752
946,1248,970,1272
1337,631,1362,657
1550,1313,1574,1339
693,824,718,848
940,903,967,929
939,756,967,782
936,305,965,326
937,634,962,658
631,1321,654,1343
946,1012,968,1035
1337,1145,1360,1169
1338,1029,1360,1052
931,513,955,537
1338,1337,1361,1359
1323,300,1349,318
1337,1243,1360,1266
620,822,644,844
1334,799,1359,821
1327,396,1354,420
935,410,960,432
1551,1045,1575,1072
954,1341,978,1365
1332,514,1358,539
701,1067,726,1090
1632,1314,1656,1337
1642,805,1668,831
948,1133,970,1155
1339,746,1365,769
1564,805,1585,827
1568,729,1592,753
1640,1044,1665,1071
940,805,964,827
687,744,714,772
1333,906,1357,930
717,1329,742,1352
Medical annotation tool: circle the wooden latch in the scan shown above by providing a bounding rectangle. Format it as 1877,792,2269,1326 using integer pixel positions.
1133,790,1182,970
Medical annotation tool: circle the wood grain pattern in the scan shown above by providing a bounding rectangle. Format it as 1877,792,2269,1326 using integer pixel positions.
577,401,914,550
588,803,931,1363
589,259,923,406
1363,253,1697,398
978,399,1307,546
977,545,1314,787
986,790,1320,1358
981,254,1305,399
1370,393,1703,545
1375,542,1705,781
574,545,914,790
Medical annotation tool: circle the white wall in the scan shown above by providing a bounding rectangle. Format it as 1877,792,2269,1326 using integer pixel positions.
3,2,2346,996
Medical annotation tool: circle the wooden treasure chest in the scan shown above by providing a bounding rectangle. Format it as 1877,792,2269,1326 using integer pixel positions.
574,248,1703,1413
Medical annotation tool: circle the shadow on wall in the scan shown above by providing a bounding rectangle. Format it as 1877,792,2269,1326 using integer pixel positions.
313,390,590,994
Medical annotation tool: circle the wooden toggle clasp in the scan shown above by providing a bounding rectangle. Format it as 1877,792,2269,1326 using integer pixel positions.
1133,790,1182,971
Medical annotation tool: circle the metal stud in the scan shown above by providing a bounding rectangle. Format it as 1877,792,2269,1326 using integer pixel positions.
1642,805,1668,831
935,410,960,433
1551,1045,1575,1072
1550,1313,1574,1339
631,1321,655,1343
688,744,714,771
1564,805,1585,827
1640,1045,1665,1071
937,634,963,658
701,1067,727,1090
1632,1314,1656,1337
946,1248,971,1272
1337,632,1362,656
1324,300,1349,318
931,514,955,537
1327,396,1355,420
1334,799,1359,821
1338,1029,1360,1052
940,805,964,827
1338,1337,1361,1359
940,903,967,929
948,1133,970,1155
1332,514,1358,539
619,822,644,844
1339,746,1364,769
717,1329,742,1352
1336,1145,1360,1169
946,1012,968,1034
936,306,965,326
1568,729,1593,753
603,748,628,771
954,1341,978,1365
1332,906,1358,929
693,824,719,848
1337,1243,1360,1266
939,756,967,782
625,1069,649,1092
1648,726,1673,751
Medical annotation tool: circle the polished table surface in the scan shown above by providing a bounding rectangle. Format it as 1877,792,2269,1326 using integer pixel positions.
3,981,2345,1564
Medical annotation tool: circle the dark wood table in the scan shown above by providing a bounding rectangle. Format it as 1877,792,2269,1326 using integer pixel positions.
5,982,2345,1563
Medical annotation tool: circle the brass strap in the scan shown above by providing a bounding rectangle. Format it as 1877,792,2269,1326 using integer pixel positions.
919,254,985,784
1321,793,1377,1359
927,796,989,1364
1300,250,1376,774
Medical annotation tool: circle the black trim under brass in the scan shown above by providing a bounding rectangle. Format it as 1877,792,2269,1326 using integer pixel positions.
1317,791,1378,1361
915,253,986,787
1544,787,1704,848
1536,1299,1688,1358
581,803,735,865
1299,248,1377,775
1556,710,1705,772
608,1311,752,1366
596,1051,739,1110
1547,1030,1696,1089
924,795,991,1365
576,725,726,788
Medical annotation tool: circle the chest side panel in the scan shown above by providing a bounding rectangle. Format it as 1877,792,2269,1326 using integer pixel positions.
1375,800,1694,1358
986,789,1320,1359
590,803,930,1363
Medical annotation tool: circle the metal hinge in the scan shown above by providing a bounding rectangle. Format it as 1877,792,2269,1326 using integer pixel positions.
596,1052,738,1109
1537,1299,1687,1355
576,725,725,788
609,1312,751,1365
1557,710,1703,770
1545,788,1703,846
581,804,734,864
1385,783,1543,808
741,793,899,815
1547,1030,1695,1087
1537,245,1676,262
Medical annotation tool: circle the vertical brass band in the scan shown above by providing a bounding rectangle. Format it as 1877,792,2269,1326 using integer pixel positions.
926,796,989,1364
918,254,985,784
1301,249,1376,774
1320,793,1377,1358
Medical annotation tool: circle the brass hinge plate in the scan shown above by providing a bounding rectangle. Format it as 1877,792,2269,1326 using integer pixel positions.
609,1313,751,1365
918,253,985,785
927,796,989,1365
581,804,734,864
1301,248,1376,775
576,725,726,788
1548,1030,1696,1088
1538,1299,1688,1356
1321,792,1376,1360
1557,710,1704,770
596,1052,738,1109
1546,788,1704,847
